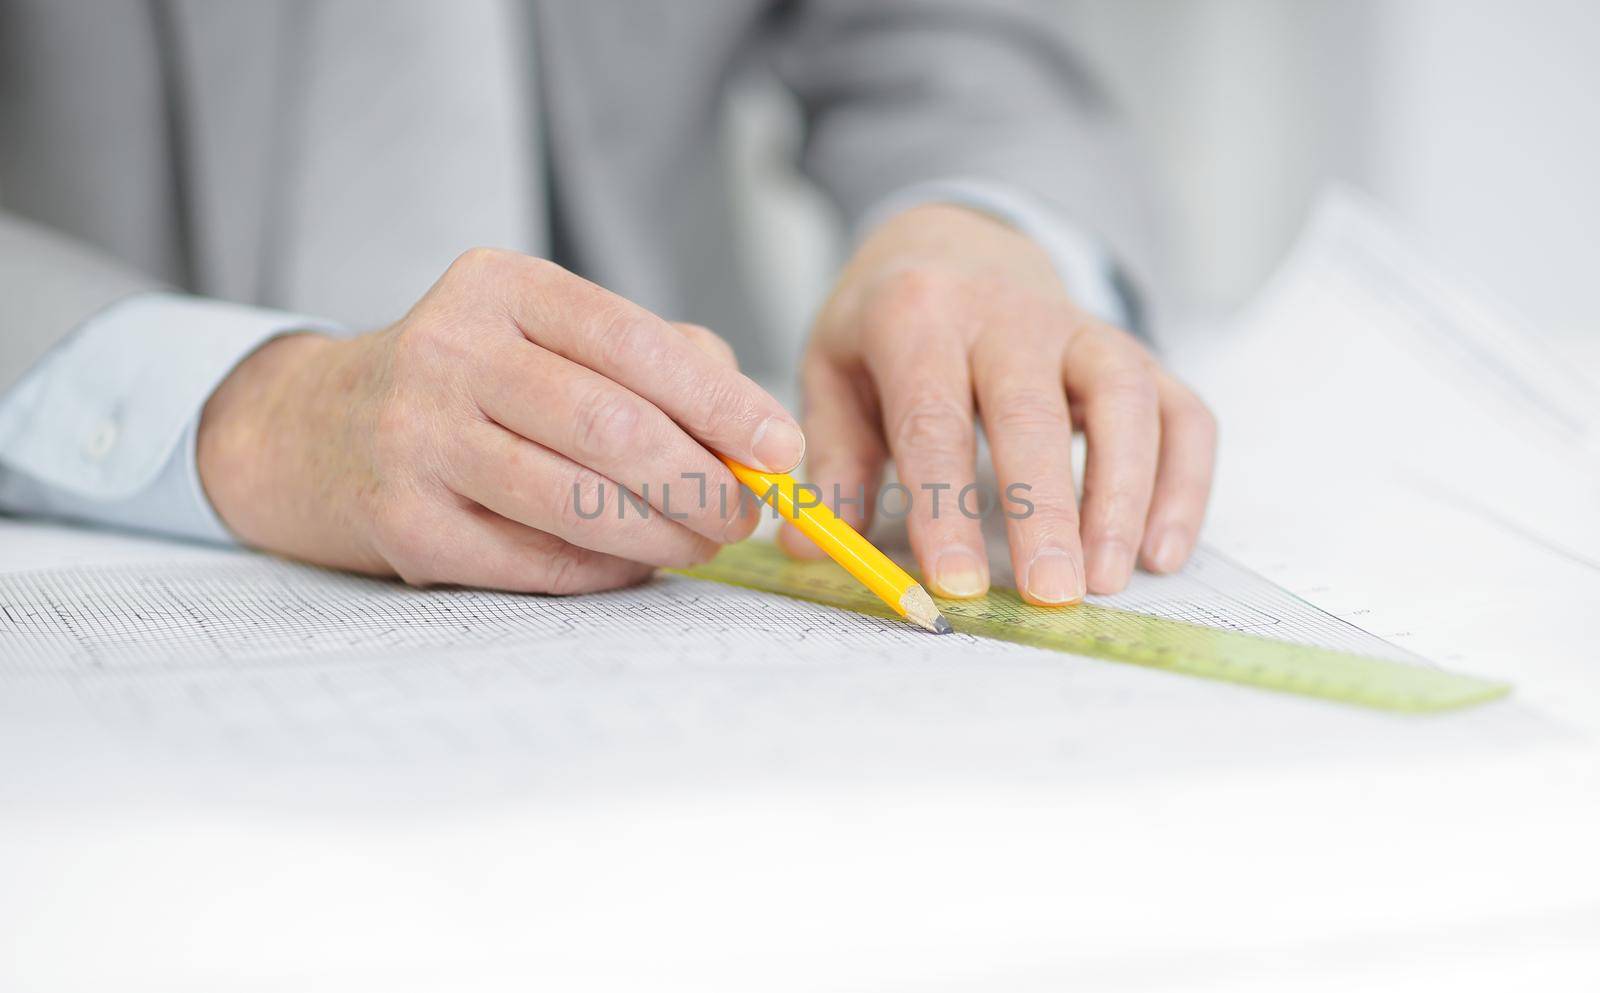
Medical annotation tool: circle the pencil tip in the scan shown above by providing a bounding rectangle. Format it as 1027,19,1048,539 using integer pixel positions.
900,585,952,635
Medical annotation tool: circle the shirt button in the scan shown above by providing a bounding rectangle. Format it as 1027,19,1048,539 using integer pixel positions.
83,419,119,461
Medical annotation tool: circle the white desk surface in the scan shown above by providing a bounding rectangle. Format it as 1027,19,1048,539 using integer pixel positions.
3,200,1599,991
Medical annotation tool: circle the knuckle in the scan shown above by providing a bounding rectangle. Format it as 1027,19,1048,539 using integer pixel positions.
891,395,971,458
987,390,1067,436
864,270,952,338
540,542,593,596
1093,319,1147,352
394,307,477,371
556,464,610,535
1097,367,1159,414
444,249,559,301
447,246,511,279
494,440,546,505
696,373,760,433
1017,490,1079,528
678,323,738,367
1084,489,1147,540
869,266,1028,331
674,321,715,345
871,266,960,318
519,254,559,279
596,305,665,371
572,385,643,460
1089,526,1143,553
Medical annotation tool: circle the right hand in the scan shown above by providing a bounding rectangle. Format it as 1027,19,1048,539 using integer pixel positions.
197,248,805,593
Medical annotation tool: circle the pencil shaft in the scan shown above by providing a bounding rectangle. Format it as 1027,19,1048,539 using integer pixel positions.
718,458,918,617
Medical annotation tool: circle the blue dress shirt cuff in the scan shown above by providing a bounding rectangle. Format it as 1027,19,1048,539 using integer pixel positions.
0,292,344,544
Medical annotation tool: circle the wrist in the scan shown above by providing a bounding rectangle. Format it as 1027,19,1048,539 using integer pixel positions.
197,332,384,570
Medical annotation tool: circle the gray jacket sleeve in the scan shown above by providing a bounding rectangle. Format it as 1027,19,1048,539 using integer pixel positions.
764,0,1163,312
0,212,164,394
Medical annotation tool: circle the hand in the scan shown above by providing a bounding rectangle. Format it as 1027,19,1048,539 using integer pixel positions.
198,249,804,592
782,204,1215,603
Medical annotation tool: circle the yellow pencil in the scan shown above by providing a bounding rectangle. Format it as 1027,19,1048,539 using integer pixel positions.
718,455,952,635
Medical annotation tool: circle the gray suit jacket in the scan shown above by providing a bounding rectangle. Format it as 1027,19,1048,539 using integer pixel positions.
0,0,1156,393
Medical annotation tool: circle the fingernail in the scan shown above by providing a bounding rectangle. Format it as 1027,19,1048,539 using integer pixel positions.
1024,548,1084,605
750,416,806,472
933,546,988,598
1149,527,1189,573
1087,539,1133,593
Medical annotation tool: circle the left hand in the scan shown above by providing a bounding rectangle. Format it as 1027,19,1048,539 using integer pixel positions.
780,204,1215,603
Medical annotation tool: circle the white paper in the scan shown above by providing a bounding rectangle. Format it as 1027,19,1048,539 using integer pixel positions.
1173,188,1600,568
0,521,1491,778
3,191,1599,992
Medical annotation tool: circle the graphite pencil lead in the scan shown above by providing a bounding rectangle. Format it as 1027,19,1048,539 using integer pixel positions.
899,585,951,635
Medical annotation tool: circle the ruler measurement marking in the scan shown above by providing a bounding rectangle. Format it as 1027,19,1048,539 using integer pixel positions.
674,542,1509,714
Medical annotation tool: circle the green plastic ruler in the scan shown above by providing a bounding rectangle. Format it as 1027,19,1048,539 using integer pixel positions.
676,541,1510,714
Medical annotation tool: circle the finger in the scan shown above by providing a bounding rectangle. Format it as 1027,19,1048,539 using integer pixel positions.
474,338,757,544
471,252,805,472
387,498,654,595
450,418,723,568
1063,325,1161,595
669,322,762,540
1140,372,1217,573
863,324,987,599
672,322,739,370
779,352,888,560
973,331,1084,605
